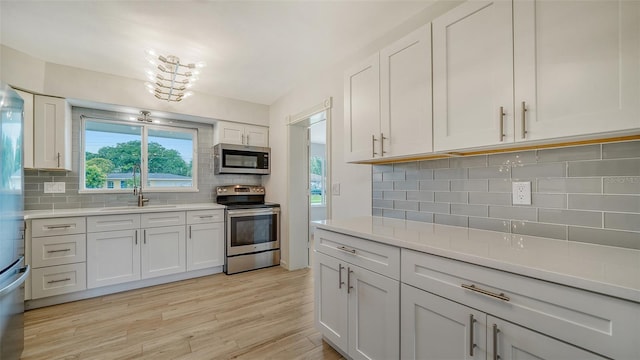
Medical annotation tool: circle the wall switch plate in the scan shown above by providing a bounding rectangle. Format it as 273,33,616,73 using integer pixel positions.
512,181,531,205
44,182,66,194
332,183,340,196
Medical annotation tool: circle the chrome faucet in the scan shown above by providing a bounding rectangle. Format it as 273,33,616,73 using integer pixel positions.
132,164,149,207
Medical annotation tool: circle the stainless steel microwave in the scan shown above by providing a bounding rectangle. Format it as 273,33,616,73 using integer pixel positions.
213,143,270,175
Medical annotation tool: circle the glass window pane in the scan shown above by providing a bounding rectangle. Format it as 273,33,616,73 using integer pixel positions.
146,128,194,188
84,120,142,190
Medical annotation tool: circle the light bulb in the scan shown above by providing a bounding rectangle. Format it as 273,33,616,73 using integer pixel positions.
144,82,155,90
183,91,194,98
195,61,206,68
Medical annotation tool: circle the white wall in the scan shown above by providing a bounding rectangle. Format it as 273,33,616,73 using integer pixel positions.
1,45,269,125
265,0,461,269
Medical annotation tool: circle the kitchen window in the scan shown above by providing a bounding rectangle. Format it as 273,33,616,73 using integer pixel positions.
80,118,197,193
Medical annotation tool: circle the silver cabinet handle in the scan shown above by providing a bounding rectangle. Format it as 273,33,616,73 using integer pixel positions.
337,245,356,254
135,230,138,245
242,134,245,145
461,284,510,302
521,101,528,139
143,229,147,244
246,134,250,144
381,132,388,155
338,263,344,289
347,267,353,294
47,249,71,253
372,135,379,157
45,224,73,230
469,314,477,356
57,152,61,167
198,215,214,219
47,277,71,284
189,225,192,239
492,324,500,360
499,107,506,141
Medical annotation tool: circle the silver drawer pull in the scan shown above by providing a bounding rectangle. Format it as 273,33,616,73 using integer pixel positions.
45,224,73,230
198,215,214,219
47,278,71,284
337,245,356,254
461,284,510,302
47,249,71,253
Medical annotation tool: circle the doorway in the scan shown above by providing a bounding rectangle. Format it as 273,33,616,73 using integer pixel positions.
287,99,332,270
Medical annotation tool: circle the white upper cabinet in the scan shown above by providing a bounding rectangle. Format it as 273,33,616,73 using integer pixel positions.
214,121,269,147
513,0,640,141
33,95,72,170
433,0,515,152
380,24,433,158
344,53,381,162
345,24,433,162
434,0,640,152
14,89,34,169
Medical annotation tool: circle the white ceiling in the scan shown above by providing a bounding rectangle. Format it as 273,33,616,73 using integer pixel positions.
1,1,433,105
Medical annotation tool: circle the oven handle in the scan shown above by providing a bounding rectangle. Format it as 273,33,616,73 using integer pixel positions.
226,208,281,217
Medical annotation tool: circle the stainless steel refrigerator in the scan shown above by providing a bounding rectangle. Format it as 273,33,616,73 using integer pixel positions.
0,84,29,360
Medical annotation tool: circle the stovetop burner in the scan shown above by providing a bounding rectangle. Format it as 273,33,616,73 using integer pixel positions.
215,185,279,209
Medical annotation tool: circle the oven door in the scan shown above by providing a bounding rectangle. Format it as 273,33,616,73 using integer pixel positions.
226,208,280,256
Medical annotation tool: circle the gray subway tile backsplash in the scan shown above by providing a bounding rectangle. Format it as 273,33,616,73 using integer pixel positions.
568,194,640,213
373,140,640,249
602,141,640,159
603,177,640,194
568,158,640,177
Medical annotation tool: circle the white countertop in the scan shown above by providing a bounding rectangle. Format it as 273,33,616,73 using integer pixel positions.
24,203,226,219
314,216,640,303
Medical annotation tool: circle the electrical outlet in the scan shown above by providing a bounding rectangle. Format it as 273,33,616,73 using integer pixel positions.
44,182,66,194
332,183,340,196
512,181,531,205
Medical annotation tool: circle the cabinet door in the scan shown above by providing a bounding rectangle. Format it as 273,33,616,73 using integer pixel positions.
488,316,606,360
401,284,486,360
33,95,71,170
314,251,348,352
244,125,269,147
187,222,224,271
344,53,381,162
380,24,433,158
216,121,245,145
141,225,186,279
348,263,400,360
514,0,640,141
433,0,514,152
87,229,140,288
14,89,34,168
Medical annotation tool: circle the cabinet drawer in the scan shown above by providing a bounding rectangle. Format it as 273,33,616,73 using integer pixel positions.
32,217,85,237
87,214,141,232
141,211,185,228
186,210,224,224
32,234,86,268
401,249,638,360
315,229,400,280
31,263,86,299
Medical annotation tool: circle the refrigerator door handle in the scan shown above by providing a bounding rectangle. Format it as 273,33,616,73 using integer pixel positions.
0,264,30,297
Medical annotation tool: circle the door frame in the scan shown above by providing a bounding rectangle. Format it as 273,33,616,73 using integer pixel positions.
286,98,332,269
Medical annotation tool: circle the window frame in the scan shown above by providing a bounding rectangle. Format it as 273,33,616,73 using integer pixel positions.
79,117,198,194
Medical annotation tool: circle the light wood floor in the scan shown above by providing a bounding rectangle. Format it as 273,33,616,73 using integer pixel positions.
22,267,344,360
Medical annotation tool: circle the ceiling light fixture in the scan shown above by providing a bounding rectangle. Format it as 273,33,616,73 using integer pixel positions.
144,50,205,102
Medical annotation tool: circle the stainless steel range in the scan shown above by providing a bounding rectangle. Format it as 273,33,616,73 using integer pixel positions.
216,185,280,274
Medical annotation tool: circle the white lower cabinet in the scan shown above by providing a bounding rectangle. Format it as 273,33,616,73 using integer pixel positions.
186,210,225,271
314,250,400,360
401,284,604,360
87,212,187,288
87,229,140,288
141,225,186,279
